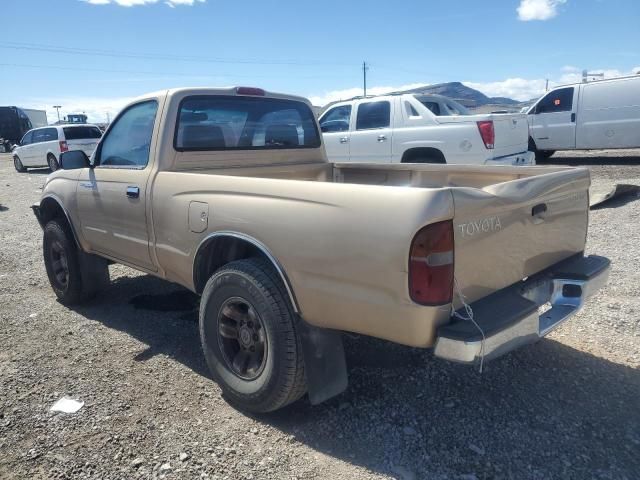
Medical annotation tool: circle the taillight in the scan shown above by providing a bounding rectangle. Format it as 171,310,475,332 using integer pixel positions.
409,220,454,305
59,141,68,152
477,120,494,149
236,87,265,96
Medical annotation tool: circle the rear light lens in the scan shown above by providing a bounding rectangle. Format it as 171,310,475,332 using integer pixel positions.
409,220,454,305
477,120,495,149
59,141,68,153
236,87,265,96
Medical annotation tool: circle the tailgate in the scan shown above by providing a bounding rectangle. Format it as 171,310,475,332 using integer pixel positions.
67,139,99,155
451,167,590,305
490,113,529,157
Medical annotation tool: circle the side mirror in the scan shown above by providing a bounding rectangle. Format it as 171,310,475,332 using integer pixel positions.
60,150,91,170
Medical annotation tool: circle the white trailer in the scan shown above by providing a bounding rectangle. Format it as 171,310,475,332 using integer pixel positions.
22,108,48,128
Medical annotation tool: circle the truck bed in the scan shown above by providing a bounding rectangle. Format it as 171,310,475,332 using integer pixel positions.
156,159,589,346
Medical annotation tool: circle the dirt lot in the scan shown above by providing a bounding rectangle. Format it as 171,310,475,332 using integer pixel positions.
1,150,639,480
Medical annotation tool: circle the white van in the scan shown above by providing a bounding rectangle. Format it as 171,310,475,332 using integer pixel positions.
13,124,102,172
527,75,640,159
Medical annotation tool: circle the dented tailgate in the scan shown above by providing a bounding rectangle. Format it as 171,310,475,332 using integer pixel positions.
451,168,590,305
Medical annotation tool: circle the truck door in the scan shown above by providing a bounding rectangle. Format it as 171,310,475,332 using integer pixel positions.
318,104,351,162
348,100,393,163
76,100,158,270
530,87,577,150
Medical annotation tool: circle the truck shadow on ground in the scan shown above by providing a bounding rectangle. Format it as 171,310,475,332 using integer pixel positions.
541,155,640,166
73,272,640,479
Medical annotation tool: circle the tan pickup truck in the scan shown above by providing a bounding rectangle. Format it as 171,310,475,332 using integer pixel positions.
32,87,610,413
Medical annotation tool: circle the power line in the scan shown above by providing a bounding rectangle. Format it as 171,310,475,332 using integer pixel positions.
0,62,342,80
0,41,353,67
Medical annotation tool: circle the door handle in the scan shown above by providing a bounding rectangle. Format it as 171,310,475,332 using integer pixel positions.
571,113,576,123
339,137,348,144
377,135,387,142
126,186,140,198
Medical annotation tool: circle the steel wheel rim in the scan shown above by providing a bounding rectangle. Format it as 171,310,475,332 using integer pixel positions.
217,297,267,380
49,240,69,288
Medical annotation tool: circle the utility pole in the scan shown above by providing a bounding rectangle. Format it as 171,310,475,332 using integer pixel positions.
362,61,369,97
53,105,62,122
106,112,110,123
545,78,549,91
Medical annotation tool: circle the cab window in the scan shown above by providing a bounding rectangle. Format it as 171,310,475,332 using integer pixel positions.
535,87,574,114
175,96,320,150
319,105,352,132
97,100,158,168
355,101,390,130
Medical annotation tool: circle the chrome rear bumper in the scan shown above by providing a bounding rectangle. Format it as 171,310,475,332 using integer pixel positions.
434,255,610,364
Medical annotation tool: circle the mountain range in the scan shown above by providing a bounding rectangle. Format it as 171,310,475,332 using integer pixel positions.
397,82,528,108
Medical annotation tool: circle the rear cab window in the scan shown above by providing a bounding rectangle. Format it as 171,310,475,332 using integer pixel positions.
175,96,320,151
63,126,102,140
355,101,390,130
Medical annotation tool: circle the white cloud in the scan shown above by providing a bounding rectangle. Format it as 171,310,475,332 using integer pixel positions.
464,78,548,101
517,0,566,21
82,0,205,7
466,67,640,102
20,96,134,124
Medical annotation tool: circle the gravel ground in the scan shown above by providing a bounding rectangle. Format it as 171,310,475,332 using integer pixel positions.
1,150,639,480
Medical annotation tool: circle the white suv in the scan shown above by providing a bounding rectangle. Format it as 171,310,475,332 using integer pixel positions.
13,124,102,172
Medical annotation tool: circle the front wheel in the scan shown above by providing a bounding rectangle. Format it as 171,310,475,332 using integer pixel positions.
13,155,26,173
528,137,555,161
43,220,109,305
536,150,555,160
199,258,306,413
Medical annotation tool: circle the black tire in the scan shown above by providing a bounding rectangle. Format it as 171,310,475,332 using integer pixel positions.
528,137,555,161
13,155,26,173
43,220,109,305
536,150,555,160
199,258,306,413
47,154,59,172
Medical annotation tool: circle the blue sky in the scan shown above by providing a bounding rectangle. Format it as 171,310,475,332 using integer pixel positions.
1,0,639,122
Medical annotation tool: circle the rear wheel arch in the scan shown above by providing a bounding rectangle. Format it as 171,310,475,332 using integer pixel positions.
193,232,299,313
401,147,446,164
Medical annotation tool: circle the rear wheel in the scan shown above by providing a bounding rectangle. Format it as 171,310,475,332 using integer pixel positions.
13,155,26,173
47,154,59,172
43,220,109,305
199,258,306,413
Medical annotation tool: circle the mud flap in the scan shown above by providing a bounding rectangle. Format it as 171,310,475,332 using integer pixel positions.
297,319,348,405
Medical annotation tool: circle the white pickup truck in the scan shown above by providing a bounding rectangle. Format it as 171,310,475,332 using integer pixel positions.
319,93,535,166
